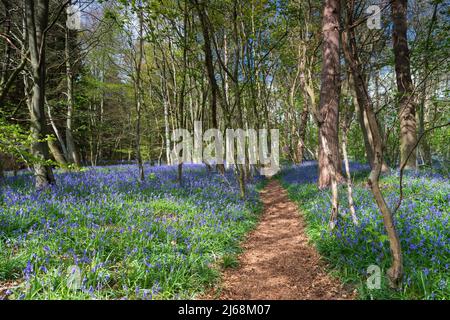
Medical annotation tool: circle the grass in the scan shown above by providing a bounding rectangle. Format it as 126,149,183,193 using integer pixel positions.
0,164,264,300
279,162,449,300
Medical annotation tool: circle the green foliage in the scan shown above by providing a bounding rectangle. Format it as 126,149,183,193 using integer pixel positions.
280,171,450,300
0,116,59,170
221,254,239,269
0,166,264,299
0,117,39,169
0,117,31,160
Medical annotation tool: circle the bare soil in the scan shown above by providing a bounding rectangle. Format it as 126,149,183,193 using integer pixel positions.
205,180,355,300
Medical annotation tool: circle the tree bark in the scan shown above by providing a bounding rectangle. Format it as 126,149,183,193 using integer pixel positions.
160,66,171,166
344,0,403,287
232,0,245,198
65,14,81,168
48,139,67,166
345,59,389,172
297,101,309,164
342,125,358,225
25,0,55,190
320,135,339,229
134,4,145,181
392,0,417,169
195,0,225,174
177,1,189,185
418,3,438,167
318,0,343,189
46,100,68,160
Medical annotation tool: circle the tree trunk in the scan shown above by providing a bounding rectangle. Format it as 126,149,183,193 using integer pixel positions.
320,134,339,229
346,65,389,172
297,101,309,164
0,0,27,106
134,5,145,181
342,126,358,225
233,0,245,198
195,0,225,174
418,3,438,167
355,92,374,166
318,0,342,189
25,0,55,190
162,75,171,166
392,0,417,170
48,139,67,166
65,19,81,168
344,0,403,287
0,157,4,181
176,1,189,185
46,100,68,160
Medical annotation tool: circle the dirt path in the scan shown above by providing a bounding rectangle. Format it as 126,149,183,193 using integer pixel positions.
209,180,354,300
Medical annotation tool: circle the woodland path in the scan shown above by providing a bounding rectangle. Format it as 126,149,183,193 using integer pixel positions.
206,179,355,300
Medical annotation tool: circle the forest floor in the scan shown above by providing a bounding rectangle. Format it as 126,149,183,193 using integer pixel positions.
205,180,355,300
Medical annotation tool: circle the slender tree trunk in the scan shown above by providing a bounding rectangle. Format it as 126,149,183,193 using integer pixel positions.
65,20,81,168
392,0,417,169
46,100,68,160
177,1,189,185
298,45,314,164
318,0,342,189
195,0,225,174
44,100,67,167
0,157,4,181
223,33,230,108
25,0,55,190
346,65,389,172
288,74,299,163
342,126,358,225
96,64,105,165
233,0,245,198
162,75,171,166
344,0,403,287
158,134,164,165
297,100,309,164
88,101,95,166
134,4,145,181
356,97,374,164
164,99,171,166
418,3,438,167
48,139,67,166
367,111,403,288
